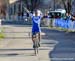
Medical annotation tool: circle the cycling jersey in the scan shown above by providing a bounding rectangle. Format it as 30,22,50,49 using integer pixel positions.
30,13,42,35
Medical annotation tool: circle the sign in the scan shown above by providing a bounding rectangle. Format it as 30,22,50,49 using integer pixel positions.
9,0,18,4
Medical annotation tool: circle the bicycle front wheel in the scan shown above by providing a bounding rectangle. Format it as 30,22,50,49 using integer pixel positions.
34,40,39,55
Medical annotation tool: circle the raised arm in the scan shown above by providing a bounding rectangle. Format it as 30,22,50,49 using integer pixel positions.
24,7,30,14
24,7,33,18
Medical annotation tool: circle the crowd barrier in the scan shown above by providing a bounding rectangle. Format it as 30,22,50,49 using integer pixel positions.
51,18,75,31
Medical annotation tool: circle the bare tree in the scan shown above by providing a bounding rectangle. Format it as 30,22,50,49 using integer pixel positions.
62,0,67,11
23,0,40,11
67,0,72,13
62,0,72,13
0,0,6,18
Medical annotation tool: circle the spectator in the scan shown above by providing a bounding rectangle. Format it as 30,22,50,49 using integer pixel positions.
66,13,71,20
71,14,75,21
43,10,50,26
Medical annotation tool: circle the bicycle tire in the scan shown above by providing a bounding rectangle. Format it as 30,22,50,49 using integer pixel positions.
34,39,39,55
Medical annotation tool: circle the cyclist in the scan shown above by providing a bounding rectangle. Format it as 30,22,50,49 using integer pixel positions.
24,8,43,48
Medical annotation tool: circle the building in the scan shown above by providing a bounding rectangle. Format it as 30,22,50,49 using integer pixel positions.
0,0,7,18
5,0,25,21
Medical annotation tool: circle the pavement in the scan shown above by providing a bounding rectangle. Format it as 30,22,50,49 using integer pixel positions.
0,25,75,61
0,25,54,61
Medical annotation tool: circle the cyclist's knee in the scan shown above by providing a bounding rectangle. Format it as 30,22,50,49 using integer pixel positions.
32,35,35,42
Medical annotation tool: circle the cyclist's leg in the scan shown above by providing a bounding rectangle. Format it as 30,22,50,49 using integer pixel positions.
38,32,41,42
37,27,41,47
32,35,35,43
37,32,41,47
32,32,36,48
32,30,35,42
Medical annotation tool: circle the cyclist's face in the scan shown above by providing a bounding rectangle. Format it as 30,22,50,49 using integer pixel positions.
35,11,38,16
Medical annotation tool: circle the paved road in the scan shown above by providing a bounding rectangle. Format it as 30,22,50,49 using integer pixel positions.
42,28,75,61
0,25,52,61
0,25,75,61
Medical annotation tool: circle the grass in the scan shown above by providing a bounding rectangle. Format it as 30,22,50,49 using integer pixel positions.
48,26,75,32
55,27,67,31
0,32,5,39
49,26,66,30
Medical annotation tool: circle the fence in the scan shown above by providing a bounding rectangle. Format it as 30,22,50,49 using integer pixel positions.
50,18,75,31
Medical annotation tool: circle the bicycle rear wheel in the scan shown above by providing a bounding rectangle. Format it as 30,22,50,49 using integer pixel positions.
34,40,39,55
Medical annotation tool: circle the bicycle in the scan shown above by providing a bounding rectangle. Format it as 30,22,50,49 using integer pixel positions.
33,33,40,55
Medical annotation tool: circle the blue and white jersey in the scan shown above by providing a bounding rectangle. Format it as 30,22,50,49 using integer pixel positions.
32,16,41,31
30,13,42,33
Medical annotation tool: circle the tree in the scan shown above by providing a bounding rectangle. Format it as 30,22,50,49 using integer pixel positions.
62,0,72,13
22,0,40,11
67,0,72,13
0,0,6,18
62,0,67,11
